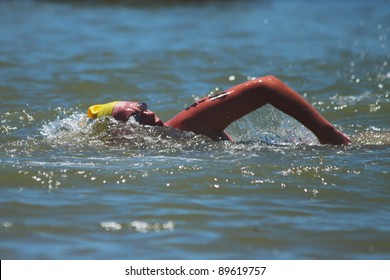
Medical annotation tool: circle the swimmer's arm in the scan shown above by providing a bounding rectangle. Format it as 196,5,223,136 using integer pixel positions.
261,76,351,145
166,75,350,145
218,75,350,145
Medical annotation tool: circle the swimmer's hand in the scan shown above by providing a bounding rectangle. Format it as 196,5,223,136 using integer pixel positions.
317,125,351,145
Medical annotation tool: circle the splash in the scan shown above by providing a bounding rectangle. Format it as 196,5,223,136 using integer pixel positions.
40,112,98,147
39,111,216,151
226,105,318,146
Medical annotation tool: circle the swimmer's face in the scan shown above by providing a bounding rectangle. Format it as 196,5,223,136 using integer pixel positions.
112,101,163,126
112,101,147,122
132,102,148,123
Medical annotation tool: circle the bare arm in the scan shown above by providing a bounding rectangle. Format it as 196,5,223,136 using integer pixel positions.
166,75,351,145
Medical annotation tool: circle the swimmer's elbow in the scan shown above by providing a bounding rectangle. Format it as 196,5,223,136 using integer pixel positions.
251,75,282,86
249,75,284,94
263,75,283,85
263,74,278,80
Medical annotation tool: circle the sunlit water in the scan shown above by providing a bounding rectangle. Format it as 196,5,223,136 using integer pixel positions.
1,0,389,259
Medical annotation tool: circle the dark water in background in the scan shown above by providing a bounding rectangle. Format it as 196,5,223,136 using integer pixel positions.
1,0,389,259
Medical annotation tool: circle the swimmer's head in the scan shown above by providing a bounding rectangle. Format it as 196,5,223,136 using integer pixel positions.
87,101,148,121
87,101,163,126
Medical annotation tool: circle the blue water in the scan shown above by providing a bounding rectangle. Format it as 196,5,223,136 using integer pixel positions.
1,0,389,259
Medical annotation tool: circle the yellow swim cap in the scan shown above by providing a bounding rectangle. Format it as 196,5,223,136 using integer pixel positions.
87,101,119,119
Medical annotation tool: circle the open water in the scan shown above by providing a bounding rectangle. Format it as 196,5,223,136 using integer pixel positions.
1,0,389,259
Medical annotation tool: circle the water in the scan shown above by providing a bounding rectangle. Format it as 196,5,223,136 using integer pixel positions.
1,0,389,259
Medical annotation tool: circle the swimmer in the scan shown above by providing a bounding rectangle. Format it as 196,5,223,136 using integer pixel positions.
87,75,351,145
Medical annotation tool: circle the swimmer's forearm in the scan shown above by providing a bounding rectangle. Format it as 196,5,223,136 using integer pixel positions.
262,76,351,145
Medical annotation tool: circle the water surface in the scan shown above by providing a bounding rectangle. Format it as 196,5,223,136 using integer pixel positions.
1,0,389,259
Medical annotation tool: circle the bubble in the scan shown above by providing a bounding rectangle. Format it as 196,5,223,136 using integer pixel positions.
100,221,122,231
129,220,175,233
2,221,13,228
